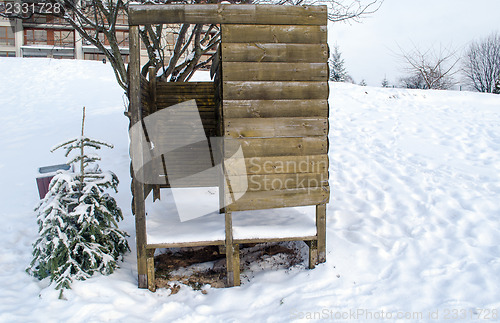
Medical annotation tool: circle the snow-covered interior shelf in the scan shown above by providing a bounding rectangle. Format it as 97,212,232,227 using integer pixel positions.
145,188,317,246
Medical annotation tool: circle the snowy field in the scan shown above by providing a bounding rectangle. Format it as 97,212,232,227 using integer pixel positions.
1,58,500,322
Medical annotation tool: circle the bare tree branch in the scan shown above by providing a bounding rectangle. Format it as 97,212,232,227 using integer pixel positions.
398,44,459,90
462,32,500,93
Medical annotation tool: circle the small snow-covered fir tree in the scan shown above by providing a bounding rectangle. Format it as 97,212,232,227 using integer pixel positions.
27,107,129,292
359,79,367,86
329,45,348,82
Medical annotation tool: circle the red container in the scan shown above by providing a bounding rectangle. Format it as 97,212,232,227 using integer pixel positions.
36,164,71,199
36,176,55,199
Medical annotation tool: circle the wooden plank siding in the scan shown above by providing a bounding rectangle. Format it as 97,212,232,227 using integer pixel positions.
140,76,150,117
155,81,217,138
223,81,328,100
221,21,329,211
129,4,327,26
225,117,328,138
222,62,328,81
221,25,327,44
226,187,330,212
146,81,218,188
223,99,328,118
229,173,328,193
221,43,328,63
224,137,328,158
243,155,328,175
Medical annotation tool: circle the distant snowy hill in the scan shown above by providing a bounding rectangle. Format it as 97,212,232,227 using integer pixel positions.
1,58,499,322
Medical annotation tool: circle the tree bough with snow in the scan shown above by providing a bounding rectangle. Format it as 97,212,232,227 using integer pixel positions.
27,108,129,293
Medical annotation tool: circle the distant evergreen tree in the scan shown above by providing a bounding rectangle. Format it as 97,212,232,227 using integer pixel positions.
329,45,348,82
494,78,500,94
359,79,367,86
381,76,390,88
27,108,129,295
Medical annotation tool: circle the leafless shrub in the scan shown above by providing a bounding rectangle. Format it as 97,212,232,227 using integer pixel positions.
462,32,500,93
398,44,459,90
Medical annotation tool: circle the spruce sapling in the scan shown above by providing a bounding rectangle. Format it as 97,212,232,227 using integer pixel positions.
27,107,129,294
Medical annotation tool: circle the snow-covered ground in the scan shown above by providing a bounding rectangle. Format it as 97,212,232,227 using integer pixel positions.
1,58,500,322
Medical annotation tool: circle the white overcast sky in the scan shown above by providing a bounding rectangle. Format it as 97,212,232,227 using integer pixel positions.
329,0,500,87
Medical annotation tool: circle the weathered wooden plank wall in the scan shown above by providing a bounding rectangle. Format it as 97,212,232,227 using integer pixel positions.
132,5,330,208
154,81,217,138
221,23,330,212
140,81,218,189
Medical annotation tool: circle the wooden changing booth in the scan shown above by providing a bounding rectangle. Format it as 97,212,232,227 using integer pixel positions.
128,4,330,291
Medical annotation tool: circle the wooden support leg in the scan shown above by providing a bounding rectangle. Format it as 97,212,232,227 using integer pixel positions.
218,179,225,214
225,210,240,287
226,246,235,286
225,210,234,286
146,248,156,292
316,204,327,263
225,243,240,286
130,25,148,289
132,182,147,288
233,244,240,286
152,185,161,201
308,240,318,269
